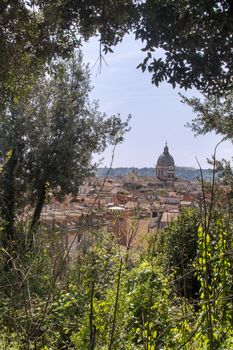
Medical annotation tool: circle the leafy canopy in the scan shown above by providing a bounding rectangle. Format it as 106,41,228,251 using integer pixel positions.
0,53,130,245
1,0,232,98
136,0,233,94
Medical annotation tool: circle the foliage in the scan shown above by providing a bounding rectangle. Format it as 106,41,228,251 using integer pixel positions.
1,1,233,349
0,208,233,349
183,92,233,141
193,219,233,349
125,259,177,350
183,91,233,211
0,52,130,251
0,0,136,103
0,229,183,350
160,208,200,300
1,0,232,99
136,0,233,94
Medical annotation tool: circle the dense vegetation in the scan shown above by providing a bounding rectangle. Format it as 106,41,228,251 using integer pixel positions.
0,1,232,349
1,203,233,349
0,52,130,263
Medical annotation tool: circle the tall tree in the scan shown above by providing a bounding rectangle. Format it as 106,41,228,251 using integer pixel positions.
0,53,130,250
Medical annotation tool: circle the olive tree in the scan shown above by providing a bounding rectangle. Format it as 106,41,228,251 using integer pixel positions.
0,53,130,251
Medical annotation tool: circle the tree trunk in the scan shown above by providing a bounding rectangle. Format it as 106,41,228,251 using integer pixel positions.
28,182,46,248
1,150,17,248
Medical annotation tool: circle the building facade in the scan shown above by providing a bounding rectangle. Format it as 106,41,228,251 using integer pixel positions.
156,143,175,182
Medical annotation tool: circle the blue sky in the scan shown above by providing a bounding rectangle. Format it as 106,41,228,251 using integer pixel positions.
82,35,232,169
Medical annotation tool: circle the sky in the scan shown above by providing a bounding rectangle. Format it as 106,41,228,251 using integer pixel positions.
82,35,232,169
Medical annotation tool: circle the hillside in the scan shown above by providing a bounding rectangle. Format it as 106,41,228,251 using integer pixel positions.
96,166,213,180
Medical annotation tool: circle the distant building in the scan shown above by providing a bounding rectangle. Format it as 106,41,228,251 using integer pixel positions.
156,143,175,183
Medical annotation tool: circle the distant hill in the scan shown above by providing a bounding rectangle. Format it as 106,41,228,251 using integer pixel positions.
96,166,213,180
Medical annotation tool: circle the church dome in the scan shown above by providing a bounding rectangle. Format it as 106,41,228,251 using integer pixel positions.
157,143,175,167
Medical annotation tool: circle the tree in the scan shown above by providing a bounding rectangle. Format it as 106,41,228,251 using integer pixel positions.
182,91,233,209
0,0,136,103
160,208,200,300
0,53,130,251
182,92,233,141
135,0,233,94
1,0,232,100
